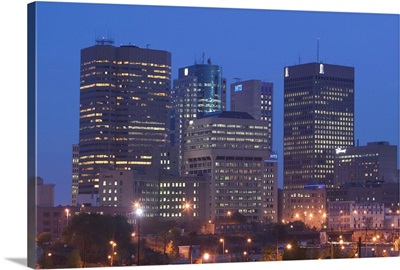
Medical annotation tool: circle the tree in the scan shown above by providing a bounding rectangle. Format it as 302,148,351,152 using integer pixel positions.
36,232,52,250
38,252,54,269
261,244,277,261
364,216,374,241
66,249,83,268
62,213,134,266
281,242,307,261
36,232,53,268
231,211,247,224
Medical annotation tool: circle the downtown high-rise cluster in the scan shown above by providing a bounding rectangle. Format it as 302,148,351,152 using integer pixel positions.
70,38,399,231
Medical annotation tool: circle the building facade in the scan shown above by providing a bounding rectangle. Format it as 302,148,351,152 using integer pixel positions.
37,177,55,207
170,62,226,173
334,141,398,187
281,184,327,229
182,111,278,223
283,62,355,190
158,175,209,222
78,40,171,199
230,79,273,150
327,201,385,233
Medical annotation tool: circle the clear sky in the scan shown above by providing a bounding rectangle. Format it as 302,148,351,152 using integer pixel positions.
1,1,399,270
34,1,399,207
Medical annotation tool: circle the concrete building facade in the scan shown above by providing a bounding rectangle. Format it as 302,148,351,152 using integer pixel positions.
230,79,273,150
182,111,278,223
281,185,327,229
36,177,55,207
334,141,398,187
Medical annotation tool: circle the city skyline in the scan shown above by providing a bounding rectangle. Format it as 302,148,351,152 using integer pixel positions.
0,1,399,270
35,2,399,207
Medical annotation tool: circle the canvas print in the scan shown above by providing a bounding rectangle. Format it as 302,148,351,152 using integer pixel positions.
27,1,400,269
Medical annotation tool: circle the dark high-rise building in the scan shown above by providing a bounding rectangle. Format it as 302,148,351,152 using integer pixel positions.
170,60,226,172
230,79,274,150
78,39,171,198
283,62,355,190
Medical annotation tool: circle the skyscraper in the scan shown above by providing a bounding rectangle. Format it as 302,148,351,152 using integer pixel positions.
230,79,274,150
78,38,171,199
170,60,226,172
283,62,355,190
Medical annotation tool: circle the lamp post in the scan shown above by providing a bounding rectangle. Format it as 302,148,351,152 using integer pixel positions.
220,238,224,261
184,202,191,227
65,208,70,226
109,241,116,266
136,207,143,266
246,238,251,260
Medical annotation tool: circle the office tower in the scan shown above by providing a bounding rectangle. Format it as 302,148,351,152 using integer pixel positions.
283,62,355,190
78,38,171,199
182,111,278,223
230,79,274,150
171,60,226,172
334,141,398,187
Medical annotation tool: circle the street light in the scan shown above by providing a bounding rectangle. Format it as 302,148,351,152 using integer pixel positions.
136,206,143,266
203,253,210,262
65,208,70,226
109,241,117,266
246,238,251,260
220,238,224,261
183,202,191,225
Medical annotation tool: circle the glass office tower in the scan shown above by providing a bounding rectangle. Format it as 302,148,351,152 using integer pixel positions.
171,61,226,173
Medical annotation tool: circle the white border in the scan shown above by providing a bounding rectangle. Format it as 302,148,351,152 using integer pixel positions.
0,1,398,270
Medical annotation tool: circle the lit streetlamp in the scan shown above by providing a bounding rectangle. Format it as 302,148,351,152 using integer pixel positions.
135,206,143,266
246,238,251,260
220,238,224,261
183,202,191,225
109,241,117,266
65,208,70,226
203,252,210,262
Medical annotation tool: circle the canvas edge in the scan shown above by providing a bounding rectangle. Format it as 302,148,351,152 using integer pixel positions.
27,2,38,269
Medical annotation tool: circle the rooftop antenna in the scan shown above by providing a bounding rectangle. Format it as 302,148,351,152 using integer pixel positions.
201,52,205,64
233,77,242,82
146,44,151,49
317,38,320,63
95,30,114,45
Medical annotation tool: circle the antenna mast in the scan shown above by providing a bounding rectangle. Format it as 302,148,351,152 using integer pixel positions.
317,38,320,63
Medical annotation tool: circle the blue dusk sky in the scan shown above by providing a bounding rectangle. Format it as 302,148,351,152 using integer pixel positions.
34,1,399,207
